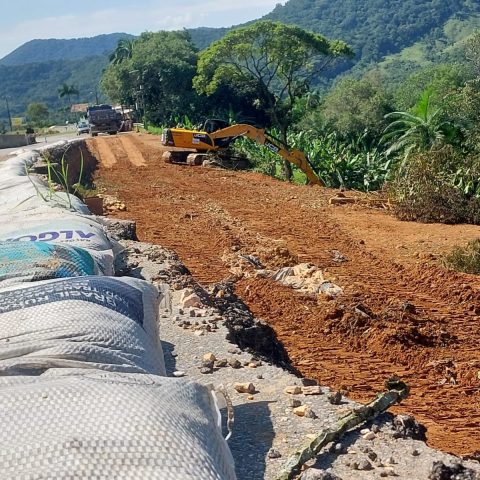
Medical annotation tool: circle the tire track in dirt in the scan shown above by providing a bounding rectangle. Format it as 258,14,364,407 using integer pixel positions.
88,136,117,167
90,132,480,456
118,135,147,166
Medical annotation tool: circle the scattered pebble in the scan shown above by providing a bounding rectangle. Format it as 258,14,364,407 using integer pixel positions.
234,382,255,394
172,371,186,377
284,385,302,395
304,407,318,419
381,467,396,476
203,352,216,363
214,359,228,368
328,391,342,405
302,385,322,395
268,448,282,459
363,431,376,441
228,358,242,369
412,448,420,456
194,330,204,336
289,398,302,408
357,459,373,471
199,367,213,374
293,405,308,417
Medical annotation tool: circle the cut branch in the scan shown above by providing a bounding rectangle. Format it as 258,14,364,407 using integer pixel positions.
275,381,409,480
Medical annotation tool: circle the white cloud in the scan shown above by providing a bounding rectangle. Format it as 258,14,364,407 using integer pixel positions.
0,1,282,59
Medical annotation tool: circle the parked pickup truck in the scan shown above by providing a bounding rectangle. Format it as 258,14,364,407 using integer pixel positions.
87,104,122,137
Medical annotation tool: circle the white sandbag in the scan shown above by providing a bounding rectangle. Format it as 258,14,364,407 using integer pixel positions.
0,371,236,480
0,216,114,275
0,241,99,287
0,276,165,375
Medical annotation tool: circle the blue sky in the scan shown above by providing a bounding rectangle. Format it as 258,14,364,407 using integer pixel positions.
0,0,282,58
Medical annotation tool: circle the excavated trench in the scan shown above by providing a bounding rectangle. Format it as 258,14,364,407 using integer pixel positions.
86,132,480,457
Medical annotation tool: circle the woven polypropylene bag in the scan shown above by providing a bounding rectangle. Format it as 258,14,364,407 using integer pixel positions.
0,241,98,287
0,276,165,375
0,371,236,480
0,216,114,275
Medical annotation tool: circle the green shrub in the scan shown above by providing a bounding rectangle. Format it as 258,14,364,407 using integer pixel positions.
390,147,480,224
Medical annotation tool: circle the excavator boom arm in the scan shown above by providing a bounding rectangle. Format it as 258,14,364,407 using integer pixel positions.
210,124,323,186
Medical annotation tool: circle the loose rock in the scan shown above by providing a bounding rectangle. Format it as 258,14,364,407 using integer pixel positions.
293,405,308,417
284,385,302,395
228,358,242,369
289,398,302,408
363,431,376,441
203,352,216,363
328,391,342,405
234,382,255,394
302,385,323,395
357,459,373,471
267,448,282,459
199,367,213,374
393,414,427,441
301,469,343,480
214,358,228,368
172,371,186,377
429,461,478,480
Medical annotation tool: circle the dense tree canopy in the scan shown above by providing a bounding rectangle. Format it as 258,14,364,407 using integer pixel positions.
102,31,199,126
194,20,353,178
26,102,49,126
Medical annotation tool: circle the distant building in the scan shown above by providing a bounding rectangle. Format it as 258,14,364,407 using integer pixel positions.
70,103,89,113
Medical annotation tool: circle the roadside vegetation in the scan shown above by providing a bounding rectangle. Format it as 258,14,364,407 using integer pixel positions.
100,23,480,226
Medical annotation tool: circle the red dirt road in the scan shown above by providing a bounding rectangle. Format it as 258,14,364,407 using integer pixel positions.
88,133,480,456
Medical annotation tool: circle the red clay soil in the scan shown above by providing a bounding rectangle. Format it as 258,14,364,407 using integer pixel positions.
88,133,480,457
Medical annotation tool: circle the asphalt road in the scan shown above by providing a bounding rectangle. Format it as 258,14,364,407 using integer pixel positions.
0,131,80,161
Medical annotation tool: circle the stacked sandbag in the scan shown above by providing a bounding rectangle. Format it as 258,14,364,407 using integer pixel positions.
0,241,97,286
0,143,237,479
0,371,236,480
0,213,115,276
0,276,165,375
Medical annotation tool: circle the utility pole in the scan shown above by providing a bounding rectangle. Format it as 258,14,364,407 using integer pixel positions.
4,96,12,131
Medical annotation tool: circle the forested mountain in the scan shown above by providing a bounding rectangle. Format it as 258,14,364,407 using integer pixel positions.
0,56,108,117
265,0,480,69
0,33,133,66
1,0,480,121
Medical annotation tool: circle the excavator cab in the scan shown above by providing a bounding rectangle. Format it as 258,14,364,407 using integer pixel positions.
202,119,230,133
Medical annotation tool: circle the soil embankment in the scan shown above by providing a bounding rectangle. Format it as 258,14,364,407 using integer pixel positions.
88,132,480,456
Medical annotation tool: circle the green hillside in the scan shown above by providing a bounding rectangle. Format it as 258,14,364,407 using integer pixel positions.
265,0,480,71
2,0,480,123
0,55,109,119
0,33,134,66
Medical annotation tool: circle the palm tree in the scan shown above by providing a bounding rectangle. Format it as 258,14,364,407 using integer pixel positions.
109,38,135,65
58,83,79,106
381,88,456,164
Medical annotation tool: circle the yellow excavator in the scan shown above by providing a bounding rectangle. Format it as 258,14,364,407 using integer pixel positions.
161,119,323,186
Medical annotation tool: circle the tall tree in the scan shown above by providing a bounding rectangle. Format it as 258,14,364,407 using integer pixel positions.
102,31,199,126
382,88,457,165
58,83,79,106
26,102,49,126
194,20,353,180
109,38,135,65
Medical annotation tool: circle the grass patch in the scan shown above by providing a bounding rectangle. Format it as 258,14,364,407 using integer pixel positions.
442,239,480,275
